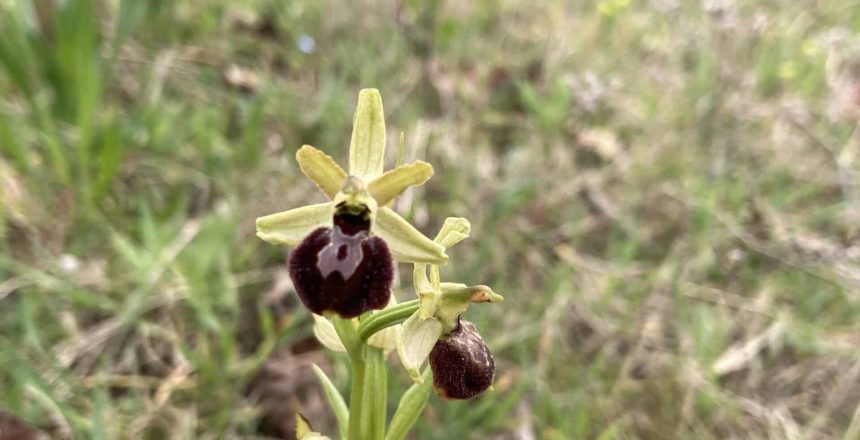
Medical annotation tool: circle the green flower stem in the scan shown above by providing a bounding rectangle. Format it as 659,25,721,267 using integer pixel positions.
358,299,420,341
348,358,366,440
363,346,388,440
385,369,433,440
332,316,368,440
332,315,364,361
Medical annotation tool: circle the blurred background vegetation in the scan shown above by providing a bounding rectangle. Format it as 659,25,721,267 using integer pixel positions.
1,0,860,438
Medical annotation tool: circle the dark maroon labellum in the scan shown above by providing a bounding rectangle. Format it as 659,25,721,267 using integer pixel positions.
429,319,495,400
288,212,393,318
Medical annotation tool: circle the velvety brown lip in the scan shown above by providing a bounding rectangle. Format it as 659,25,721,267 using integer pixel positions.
288,219,393,318
429,319,495,400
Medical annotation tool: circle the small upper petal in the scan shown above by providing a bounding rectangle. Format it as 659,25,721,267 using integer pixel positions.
413,263,437,319
296,145,347,199
367,161,434,206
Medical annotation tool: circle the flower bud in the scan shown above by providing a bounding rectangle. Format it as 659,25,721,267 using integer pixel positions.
288,207,393,318
428,319,494,400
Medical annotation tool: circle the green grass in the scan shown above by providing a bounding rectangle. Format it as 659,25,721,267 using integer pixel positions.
2,0,860,438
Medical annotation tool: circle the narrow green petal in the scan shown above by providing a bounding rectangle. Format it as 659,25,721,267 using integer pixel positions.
255,202,332,246
367,161,434,206
349,89,386,181
296,145,346,199
413,264,437,319
430,265,441,290
396,313,443,382
373,207,448,264
434,217,471,249
413,264,433,295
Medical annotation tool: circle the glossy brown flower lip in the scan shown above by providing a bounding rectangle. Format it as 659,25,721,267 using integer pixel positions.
288,210,394,318
428,319,495,400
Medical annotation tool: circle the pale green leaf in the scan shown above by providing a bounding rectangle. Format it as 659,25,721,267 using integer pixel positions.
349,89,386,181
367,161,433,206
373,207,447,264
310,364,349,440
385,369,433,440
296,145,347,199
396,313,442,382
255,202,332,246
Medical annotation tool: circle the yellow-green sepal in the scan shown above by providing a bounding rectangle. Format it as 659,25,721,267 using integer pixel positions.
434,217,471,249
349,89,386,182
373,207,448,264
255,202,333,246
